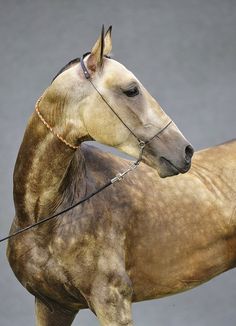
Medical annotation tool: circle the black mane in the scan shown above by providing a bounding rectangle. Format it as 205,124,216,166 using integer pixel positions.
51,57,80,83
51,53,111,83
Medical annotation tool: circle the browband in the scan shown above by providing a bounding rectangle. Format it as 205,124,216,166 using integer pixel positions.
80,52,111,80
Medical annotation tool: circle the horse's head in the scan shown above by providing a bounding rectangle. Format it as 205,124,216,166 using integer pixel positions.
48,26,193,178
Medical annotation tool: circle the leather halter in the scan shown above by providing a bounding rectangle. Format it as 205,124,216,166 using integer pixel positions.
80,52,172,153
0,53,173,243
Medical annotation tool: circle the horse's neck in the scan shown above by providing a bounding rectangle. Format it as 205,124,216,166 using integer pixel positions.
13,111,85,225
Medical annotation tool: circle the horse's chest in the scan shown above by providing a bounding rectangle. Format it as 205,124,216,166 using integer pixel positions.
8,234,87,309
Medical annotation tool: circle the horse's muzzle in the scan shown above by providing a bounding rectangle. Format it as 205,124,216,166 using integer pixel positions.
141,122,194,178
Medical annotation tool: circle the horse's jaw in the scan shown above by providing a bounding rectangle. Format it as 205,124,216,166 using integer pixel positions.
141,155,180,178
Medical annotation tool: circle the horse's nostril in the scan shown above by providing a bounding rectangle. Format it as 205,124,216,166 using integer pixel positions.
185,145,194,163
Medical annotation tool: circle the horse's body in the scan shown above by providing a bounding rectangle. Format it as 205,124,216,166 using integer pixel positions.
8,27,233,325
8,139,236,324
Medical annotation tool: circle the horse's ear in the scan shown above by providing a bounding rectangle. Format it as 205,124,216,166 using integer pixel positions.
104,25,112,56
87,25,112,73
87,25,105,72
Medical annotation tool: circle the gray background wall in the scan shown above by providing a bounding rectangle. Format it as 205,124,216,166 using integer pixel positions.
0,0,236,325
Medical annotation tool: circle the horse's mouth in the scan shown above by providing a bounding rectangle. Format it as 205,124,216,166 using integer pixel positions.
141,154,191,178
160,157,190,177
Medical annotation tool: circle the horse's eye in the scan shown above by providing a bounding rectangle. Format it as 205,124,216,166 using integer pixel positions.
123,86,139,97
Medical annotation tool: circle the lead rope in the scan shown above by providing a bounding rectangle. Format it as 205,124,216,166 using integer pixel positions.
0,54,170,243
0,143,144,243
0,144,144,243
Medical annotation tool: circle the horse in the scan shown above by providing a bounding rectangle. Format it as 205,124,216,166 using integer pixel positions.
7,25,211,325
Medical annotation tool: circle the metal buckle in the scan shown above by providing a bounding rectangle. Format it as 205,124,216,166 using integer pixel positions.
111,161,139,184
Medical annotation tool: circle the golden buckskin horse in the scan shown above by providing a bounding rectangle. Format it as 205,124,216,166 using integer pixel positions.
8,26,235,326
